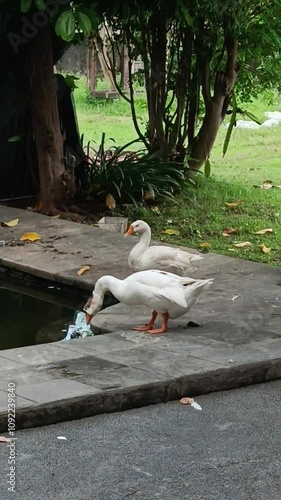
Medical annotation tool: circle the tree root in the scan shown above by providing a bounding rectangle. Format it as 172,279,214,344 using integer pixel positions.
33,200,86,222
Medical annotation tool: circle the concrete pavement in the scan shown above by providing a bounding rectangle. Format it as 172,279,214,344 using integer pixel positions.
0,381,280,500
0,205,281,432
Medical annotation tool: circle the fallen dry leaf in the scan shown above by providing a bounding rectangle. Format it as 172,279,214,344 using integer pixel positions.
51,215,60,219
106,193,116,210
254,228,273,235
1,218,19,227
222,228,239,237
0,436,12,443
225,201,244,208
234,241,252,248
180,397,194,405
163,228,180,236
199,242,211,249
20,232,41,242
180,397,202,411
77,265,90,276
258,244,271,254
144,191,152,200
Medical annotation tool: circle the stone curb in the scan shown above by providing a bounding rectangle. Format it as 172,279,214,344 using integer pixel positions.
1,358,280,433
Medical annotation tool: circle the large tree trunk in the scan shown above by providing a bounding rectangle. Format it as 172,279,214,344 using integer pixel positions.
27,24,66,215
189,38,239,172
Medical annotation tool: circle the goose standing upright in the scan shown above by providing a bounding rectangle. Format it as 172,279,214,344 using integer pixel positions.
84,269,213,334
125,220,203,276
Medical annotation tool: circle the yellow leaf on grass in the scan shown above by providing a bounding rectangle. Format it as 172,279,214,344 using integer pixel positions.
1,218,19,227
254,228,273,235
163,229,180,236
222,228,238,236
234,241,252,248
225,201,244,208
258,244,271,254
20,232,41,242
106,193,116,210
0,436,12,443
77,265,90,276
200,242,211,248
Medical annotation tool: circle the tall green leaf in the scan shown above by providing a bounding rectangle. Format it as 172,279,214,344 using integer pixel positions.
223,93,237,157
242,110,262,125
204,158,211,178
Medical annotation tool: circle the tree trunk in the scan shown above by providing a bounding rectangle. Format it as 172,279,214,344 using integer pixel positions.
189,38,239,172
27,24,65,214
189,99,223,171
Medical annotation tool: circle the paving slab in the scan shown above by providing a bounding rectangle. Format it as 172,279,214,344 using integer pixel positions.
0,204,281,431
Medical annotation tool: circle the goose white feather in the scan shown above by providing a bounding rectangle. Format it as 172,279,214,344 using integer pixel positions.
125,220,203,276
84,270,213,334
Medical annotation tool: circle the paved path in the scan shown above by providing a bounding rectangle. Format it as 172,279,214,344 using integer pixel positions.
0,205,281,431
0,381,280,500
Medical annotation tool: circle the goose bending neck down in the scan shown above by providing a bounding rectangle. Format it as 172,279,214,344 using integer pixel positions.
125,220,203,276
84,270,213,334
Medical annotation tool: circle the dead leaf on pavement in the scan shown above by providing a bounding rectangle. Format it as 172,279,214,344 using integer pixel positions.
254,228,273,235
180,397,202,411
106,193,116,210
20,232,41,242
225,201,244,208
234,241,252,248
1,218,19,227
258,244,271,254
199,242,211,248
180,397,194,405
163,229,180,236
77,265,90,276
124,490,138,497
222,228,239,237
0,436,12,443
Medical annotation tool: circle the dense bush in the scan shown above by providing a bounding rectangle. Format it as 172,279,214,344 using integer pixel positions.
83,134,188,206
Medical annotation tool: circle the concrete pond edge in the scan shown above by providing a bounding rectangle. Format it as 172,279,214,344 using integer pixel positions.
0,358,280,433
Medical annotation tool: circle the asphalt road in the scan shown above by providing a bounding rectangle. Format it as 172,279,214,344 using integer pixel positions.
1,381,281,500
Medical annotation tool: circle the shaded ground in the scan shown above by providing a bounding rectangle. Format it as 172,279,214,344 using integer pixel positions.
0,381,280,500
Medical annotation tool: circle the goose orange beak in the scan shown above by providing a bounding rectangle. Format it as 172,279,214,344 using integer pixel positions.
85,312,93,325
125,225,134,236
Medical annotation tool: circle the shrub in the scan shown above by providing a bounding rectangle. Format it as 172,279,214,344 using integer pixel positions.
84,133,187,207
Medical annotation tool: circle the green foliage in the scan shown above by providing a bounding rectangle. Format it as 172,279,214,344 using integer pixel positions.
20,0,32,13
55,11,76,42
223,94,238,157
204,159,211,178
84,134,187,207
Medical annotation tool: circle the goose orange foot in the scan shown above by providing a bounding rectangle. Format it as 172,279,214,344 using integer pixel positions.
133,312,169,335
147,313,169,334
132,311,158,331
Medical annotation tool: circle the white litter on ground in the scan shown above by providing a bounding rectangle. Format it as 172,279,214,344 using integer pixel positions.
225,110,281,129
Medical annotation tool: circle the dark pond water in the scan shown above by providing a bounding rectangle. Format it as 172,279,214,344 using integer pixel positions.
0,278,81,351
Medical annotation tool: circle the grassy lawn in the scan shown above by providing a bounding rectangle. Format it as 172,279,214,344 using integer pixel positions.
74,78,281,265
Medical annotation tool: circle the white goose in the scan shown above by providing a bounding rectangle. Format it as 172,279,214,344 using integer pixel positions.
84,270,213,334
125,220,203,276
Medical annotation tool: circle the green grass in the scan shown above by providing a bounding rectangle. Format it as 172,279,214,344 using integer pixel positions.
73,77,281,265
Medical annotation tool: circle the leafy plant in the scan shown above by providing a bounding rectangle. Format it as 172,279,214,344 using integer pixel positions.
84,134,187,207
